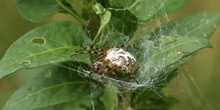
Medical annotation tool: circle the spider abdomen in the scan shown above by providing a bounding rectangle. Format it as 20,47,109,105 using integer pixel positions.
92,48,136,76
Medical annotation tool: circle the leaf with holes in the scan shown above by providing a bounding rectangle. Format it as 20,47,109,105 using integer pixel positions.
0,21,90,79
3,65,101,110
13,0,63,22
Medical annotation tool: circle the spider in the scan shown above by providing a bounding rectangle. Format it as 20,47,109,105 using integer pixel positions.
73,45,138,83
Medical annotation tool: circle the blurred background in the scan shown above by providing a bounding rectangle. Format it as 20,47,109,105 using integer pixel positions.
0,0,220,110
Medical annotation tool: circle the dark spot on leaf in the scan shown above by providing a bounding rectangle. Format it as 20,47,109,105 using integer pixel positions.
20,60,31,65
27,86,33,92
6,100,12,106
178,51,187,59
32,37,46,45
44,70,52,78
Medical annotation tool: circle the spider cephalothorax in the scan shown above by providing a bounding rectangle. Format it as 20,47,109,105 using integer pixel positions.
75,45,138,83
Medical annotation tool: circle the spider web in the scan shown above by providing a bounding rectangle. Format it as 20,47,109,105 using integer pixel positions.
51,0,213,109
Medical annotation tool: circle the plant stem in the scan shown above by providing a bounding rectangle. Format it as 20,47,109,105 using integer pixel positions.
118,88,134,110
56,0,87,26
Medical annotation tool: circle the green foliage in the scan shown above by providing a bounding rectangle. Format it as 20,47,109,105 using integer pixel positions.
0,21,90,79
128,0,166,20
13,0,63,22
164,0,186,12
3,63,101,110
100,82,118,110
1,0,220,110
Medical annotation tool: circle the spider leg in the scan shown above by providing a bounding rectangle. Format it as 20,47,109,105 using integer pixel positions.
97,62,110,82
111,72,124,86
83,45,103,54
90,61,103,77
130,74,139,84
71,45,104,57
113,44,126,48
92,53,105,63
89,68,95,77
99,73,105,82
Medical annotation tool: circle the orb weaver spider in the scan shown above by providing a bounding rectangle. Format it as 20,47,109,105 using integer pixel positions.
72,45,138,84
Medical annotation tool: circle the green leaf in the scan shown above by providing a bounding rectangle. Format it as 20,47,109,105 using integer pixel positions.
109,10,137,36
108,0,136,8
135,35,211,82
100,82,118,110
3,64,101,110
164,0,186,12
128,0,167,20
92,2,106,15
99,10,137,46
98,10,111,35
132,88,177,110
153,12,220,38
131,89,155,107
134,12,220,84
0,21,89,79
13,0,63,22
